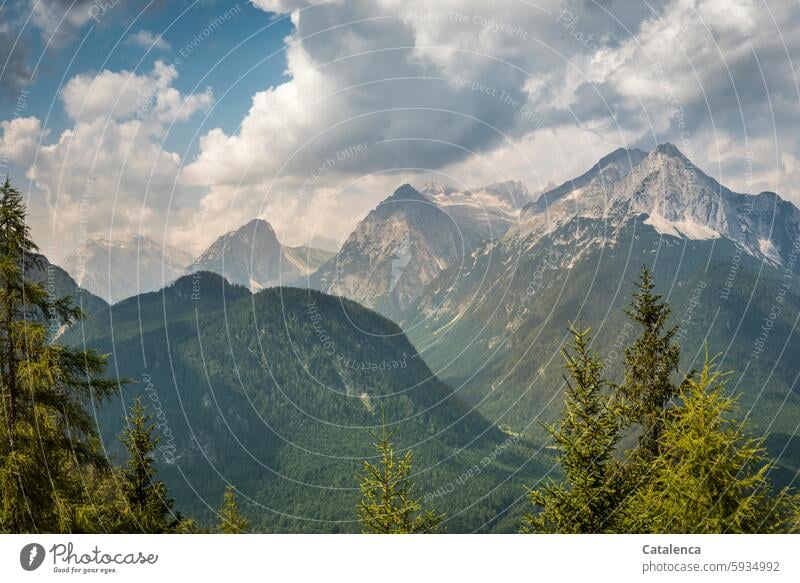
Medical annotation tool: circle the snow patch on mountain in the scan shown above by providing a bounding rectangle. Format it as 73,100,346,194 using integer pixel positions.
644,212,720,240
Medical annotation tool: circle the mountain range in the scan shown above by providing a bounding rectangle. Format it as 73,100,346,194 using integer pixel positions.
48,142,800,529
60,234,194,304
304,143,800,486
57,220,334,303
310,180,534,314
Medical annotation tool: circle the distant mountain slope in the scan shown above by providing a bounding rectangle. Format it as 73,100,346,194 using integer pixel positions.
24,252,107,322
190,218,333,290
65,273,544,532
401,145,800,486
60,235,193,304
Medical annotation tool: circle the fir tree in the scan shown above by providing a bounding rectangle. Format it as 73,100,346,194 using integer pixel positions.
619,267,682,457
217,485,249,534
118,396,179,532
356,419,444,534
0,177,117,533
522,324,625,533
620,357,800,533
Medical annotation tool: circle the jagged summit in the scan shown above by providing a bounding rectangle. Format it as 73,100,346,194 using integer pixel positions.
381,183,430,204
513,143,800,266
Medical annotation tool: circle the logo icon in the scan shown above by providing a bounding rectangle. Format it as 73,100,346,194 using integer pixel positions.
20,543,46,571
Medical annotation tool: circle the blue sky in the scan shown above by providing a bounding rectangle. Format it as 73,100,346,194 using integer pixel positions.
1,0,799,257
2,1,292,156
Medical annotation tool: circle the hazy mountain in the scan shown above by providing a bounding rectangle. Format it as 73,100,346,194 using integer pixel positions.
306,235,341,253
60,235,193,304
400,144,800,485
190,218,333,290
64,272,544,532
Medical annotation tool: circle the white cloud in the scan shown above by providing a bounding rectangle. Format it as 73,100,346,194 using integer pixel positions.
20,63,213,258
125,30,172,51
61,61,212,124
0,117,48,168
30,0,95,46
7,0,800,256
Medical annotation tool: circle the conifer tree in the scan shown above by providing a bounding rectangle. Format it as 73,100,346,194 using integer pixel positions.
620,267,682,457
118,396,178,532
522,324,624,533
356,420,444,534
0,177,117,533
217,485,249,533
620,358,800,533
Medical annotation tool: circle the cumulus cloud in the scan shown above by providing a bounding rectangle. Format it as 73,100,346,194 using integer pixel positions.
125,30,171,51
61,61,212,124
0,117,48,168
5,0,800,254
180,0,800,248
18,62,213,257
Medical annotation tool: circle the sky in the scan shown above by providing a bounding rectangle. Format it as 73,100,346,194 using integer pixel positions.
0,0,799,260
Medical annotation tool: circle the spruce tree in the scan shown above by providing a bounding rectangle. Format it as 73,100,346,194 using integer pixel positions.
118,396,178,532
620,357,800,533
522,324,624,533
620,267,682,457
0,177,117,533
217,485,249,533
356,420,444,534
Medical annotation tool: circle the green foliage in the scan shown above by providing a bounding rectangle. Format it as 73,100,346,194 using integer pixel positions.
522,324,625,533
115,397,180,533
357,421,445,533
0,177,117,533
524,271,800,534
65,279,541,532
619,267,683,457
619,358,800,533
218,485,249,534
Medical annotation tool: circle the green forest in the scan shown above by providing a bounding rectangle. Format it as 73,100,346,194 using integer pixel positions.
1,177,798,534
